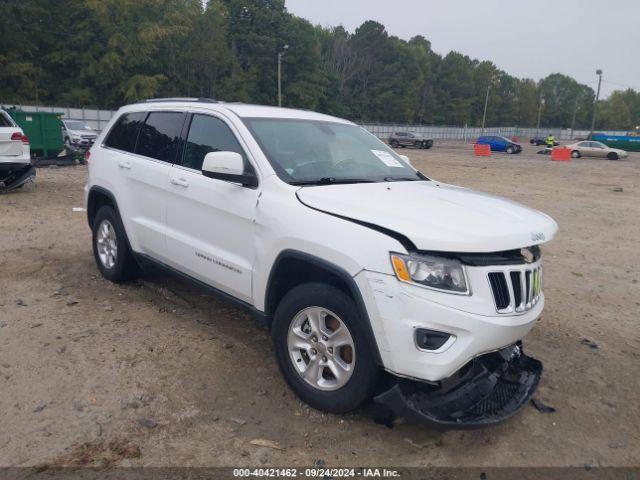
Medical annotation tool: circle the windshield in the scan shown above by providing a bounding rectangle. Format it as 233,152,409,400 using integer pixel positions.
243,118,425,185
65,120,92,130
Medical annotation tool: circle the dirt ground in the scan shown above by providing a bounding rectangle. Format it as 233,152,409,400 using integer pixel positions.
1,143,639,469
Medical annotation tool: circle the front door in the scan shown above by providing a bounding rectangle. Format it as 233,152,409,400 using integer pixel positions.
165,113,259,303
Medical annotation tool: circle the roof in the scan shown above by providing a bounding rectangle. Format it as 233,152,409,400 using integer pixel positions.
127,99,353,125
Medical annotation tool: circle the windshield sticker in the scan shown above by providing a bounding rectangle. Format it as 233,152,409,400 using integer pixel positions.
371,150,404,168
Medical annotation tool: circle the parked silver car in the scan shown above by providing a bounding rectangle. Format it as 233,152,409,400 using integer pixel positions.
566,140,628,160
61,119,98,149
389,131,433,149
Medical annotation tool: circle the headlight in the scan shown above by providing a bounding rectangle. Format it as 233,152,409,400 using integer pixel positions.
390,253,469,294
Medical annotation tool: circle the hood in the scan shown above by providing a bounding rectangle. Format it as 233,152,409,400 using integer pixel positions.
68,129,97,137
296,181,558,252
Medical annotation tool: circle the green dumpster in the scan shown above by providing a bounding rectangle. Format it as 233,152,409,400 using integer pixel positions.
7,110,64,158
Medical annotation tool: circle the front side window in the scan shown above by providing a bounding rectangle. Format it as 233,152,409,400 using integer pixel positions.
243,118,423,185
135,112,185,163
104,112,146,153
181,114,249,171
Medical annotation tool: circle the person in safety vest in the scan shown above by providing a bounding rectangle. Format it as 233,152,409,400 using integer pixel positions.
546,133,555,148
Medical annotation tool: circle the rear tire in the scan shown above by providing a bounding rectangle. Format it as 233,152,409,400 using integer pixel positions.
571,150,581,158
607,152,619,160
92,205,140,283
272,283,378,413
414,141,422,149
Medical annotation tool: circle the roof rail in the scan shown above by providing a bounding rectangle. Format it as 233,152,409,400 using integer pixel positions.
143,97,218,103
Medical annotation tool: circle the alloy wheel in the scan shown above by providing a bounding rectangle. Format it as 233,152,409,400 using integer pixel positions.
96,219,118,269
287,306,355,391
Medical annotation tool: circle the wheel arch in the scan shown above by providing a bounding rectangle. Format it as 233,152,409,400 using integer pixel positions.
264,249,383,365
87,186,121,228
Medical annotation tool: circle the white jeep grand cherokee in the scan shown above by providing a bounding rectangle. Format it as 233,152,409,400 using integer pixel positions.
85,98,557,427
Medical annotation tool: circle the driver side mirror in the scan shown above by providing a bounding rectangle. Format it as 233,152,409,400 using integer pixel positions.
202,151,258,188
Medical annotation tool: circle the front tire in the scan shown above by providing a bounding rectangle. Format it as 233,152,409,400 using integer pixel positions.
607,152,619,160
272,283,378,413
92,206,140,283
506,146,515,154
389,140,399,148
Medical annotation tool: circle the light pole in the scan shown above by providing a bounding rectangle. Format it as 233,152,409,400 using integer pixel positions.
570,93,581,140
480,78,493,136
535,89,544,138
277,45,289,108
589,69,603,140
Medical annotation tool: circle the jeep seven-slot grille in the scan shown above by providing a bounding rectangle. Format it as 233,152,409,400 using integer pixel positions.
488,265,542,313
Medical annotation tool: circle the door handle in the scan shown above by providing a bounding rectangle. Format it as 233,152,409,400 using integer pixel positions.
118,161,132,170
170,177,189,187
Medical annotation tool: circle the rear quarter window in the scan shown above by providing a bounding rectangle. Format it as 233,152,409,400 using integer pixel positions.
104,112,146,153
0,111,16,127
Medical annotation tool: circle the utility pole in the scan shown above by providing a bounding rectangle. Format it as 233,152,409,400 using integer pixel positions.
277,45,289,108
481,79,492,136
570,93,581,140
589,69,603,140
535,90,544,138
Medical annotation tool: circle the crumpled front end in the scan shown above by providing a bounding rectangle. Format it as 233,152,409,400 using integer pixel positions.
374,343,541,428
0,163,36,193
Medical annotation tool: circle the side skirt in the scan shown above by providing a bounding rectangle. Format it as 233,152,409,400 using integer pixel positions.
133,252,271,327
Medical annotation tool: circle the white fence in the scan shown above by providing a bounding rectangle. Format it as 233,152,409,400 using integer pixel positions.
361,124,631,142
3,104,630,140
2,104,116,131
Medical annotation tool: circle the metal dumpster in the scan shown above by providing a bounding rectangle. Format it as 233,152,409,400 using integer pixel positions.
7,110,64,158
592,133,640,152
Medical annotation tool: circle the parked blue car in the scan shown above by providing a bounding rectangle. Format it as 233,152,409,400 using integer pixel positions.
477,135,522,154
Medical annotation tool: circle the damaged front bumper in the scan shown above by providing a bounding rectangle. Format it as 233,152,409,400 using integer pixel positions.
0,163,36,192
374,343,541,429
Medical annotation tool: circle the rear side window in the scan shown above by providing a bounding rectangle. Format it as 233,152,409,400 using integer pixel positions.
181,114,249,171
104,112,146,152
0,111,15,127
135,112,185,163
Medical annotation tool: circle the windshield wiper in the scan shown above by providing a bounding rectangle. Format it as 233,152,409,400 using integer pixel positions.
384,176,420,182
291,177,375,186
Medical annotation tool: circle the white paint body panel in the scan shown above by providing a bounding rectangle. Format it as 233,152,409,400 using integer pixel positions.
297,181,558,252
86,100,558,383
0,112,30,164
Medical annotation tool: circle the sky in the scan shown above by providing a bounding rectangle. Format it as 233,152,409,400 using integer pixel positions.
285,0,639,98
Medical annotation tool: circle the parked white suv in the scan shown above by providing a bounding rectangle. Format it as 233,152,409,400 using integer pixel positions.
85,99,557,427
0,108,34,192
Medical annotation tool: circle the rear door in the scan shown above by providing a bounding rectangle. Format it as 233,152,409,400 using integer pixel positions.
578,141,595,157
104,110,186,261
0,111,24,158
165,112,259,303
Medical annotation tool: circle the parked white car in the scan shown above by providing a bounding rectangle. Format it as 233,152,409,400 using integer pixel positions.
0,108,34,192
85,99,557,427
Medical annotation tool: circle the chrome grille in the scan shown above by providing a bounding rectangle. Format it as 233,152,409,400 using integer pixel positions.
488,265,542,314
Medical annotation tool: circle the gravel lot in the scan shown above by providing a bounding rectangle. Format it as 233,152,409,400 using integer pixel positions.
1,143,639,469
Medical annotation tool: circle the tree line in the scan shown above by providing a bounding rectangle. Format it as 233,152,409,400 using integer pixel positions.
1,0,638,130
